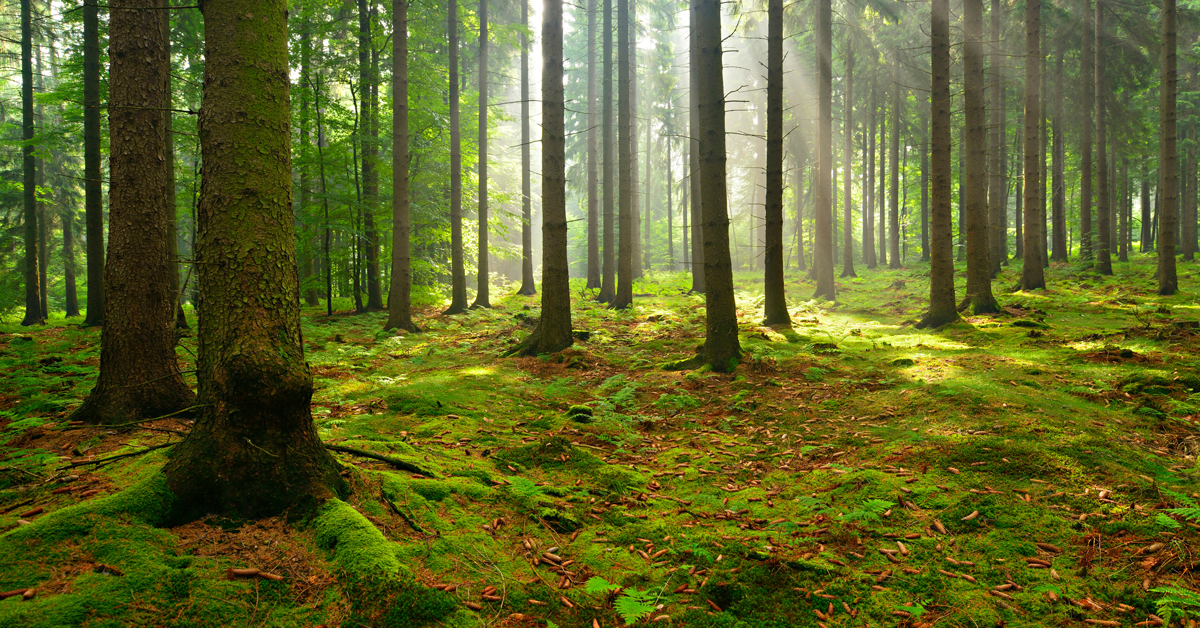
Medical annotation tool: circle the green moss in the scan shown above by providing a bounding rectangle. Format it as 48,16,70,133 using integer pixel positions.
311,498,405,579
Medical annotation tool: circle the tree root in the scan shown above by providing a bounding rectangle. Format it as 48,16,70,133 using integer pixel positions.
324,444,437,477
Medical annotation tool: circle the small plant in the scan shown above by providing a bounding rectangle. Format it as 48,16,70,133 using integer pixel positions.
1154,586,1200,624
842,499,895,523
1164,489,1200,523
585,577,661,624
804,367,828,382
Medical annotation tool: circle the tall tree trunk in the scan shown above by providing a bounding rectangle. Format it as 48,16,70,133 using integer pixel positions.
358,0,382,310
445,0,468,313
866,80,876,268
962,0,999,313
586,0,601,288
1051,51,1066,260
313,78,334,316
1039,31,1049,267
472,0,492,308
1141,178,1151,252
71,0,194,424
878,94,887,267
19,0,41,327
644,109,652,271
82,0,103,326
957,118,965,261
36,38,48,321
697,0,741,369
1080,0,1094,261
667,129,674,267
508,0,572,356
1119,157,1129,261
166,0,343,517
840,41,856,278
1093,0,1112,275
163,7,187,329
1158,0,1177,294
385,0,418,332
919,0,958,328
1020,0,1045,289
612,0,634,309
796,149,806,271
517,0,536,295
299,23,319,307
688,0,704,293
888,52,902,269
599,0,616,302
988,0,1004,275
1184,124,1197,261
763,0,790,325
812,0,835,300
921,112,930,261
631,18,642,282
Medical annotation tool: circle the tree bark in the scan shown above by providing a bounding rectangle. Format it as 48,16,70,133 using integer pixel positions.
688,0,704,293
166,0,344,518
866,80,876,268
1141,178,1151,253
888,51,901,270
1080,0,1094,261
586,0,601,289
72,0,194,424
763,0,790,325
19,0,41,327
83,0,103,327
840,41,856,278
358,0,382,311
921,111,930,262
878,91,887,268
1051,50,1066,260
612,0,634,309
918,0,958,328
812,0,835,300
1119,157,1129,262
517,0,536,296
1093,0,1112,275
988,0,1004,275
1159,0,1178,295
385,0,418,332
445,0,468,313
962,0,999,313
472,0,492,308
1020,0,1045,289
507,0,572,357
599,0,616,303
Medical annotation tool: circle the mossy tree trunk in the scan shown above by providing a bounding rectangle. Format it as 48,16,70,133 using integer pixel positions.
72,0,195,425
919,0,958,329
166,0,344,518
697,0,741,371
762,0,790,327
385,0,419,333
1093,0,1112,275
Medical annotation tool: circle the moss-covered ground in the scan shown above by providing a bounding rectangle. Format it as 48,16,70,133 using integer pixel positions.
1,254,1199,627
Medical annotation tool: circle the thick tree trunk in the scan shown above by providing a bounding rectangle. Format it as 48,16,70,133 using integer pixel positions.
688,1,704,293
586,0,601,289
599,0,616,303
20,0,41,327
518,0,536,296
697,0,741,370
763,0,790,325
166,0,344,518
1159,0,1178,295
472,0,492,308
72,0,194,424
840,42,856,278
83,0,103,327
962,0,999,313
1020,0,1045,289
385,0,418,332
1080,0,1094,261
812,0,835,300
445,0,468,313
918,0,958,328
612,0,634,309
888,52,901,270
1094,0,1112,275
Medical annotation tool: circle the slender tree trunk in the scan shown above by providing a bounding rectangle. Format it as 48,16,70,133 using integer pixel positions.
516,0,536,296
763,0,790,325
888,52,901,269
472,0,492,308
611,0,634,309
1020,0,1045,289
83,0,103,326
919,0,958,328
599,0,616,302
586,0,601,288
166,0,343,517
631,18,642,282
644,108,652,271
688,1,704,293
1141,178,1151,252
162,8,187,329
988,0,1003,275
697,0,741,369
962,0,998,313
1119,157,1129,261
1184,125,1197,261
840,42,856,278
1159,0,1177,294
796,150,807,271
1039,32,1049,268
812,0,835,299
508,0,572,356
921,113,930,261
1051,50,1066,261
1080,0,1094,261
358,0,382,310
866,80,876,268
446,0,468,313
314,79,334,316
957,119,965,261
36,42,48,321
1093,0,1112,275
299,23,319,307
667,130,674,268
386,0,418,332
878,94,887,267
19,0,41,327
72,0,194,424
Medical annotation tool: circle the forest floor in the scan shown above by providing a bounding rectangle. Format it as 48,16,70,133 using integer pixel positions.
1,254,1199,628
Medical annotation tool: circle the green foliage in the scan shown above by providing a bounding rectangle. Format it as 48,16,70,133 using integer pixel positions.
841,499,895,523
1154,586,1200,623
584,577,659,624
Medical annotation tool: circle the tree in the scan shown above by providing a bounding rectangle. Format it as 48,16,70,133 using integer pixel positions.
598,0,616,304
840,40,856,279
83,0,103,327
71,0,195,424
988,0,1004,275
385,0,419,333
165,0,344,517
919,0,958,329
812,0,835,301
1158,0,1178,295
358,0,383,311
586,0,601,289
1020,0,1046,289
688,0,704,294
19,0,41,327
762,0,790,326
517,0,536,296
696,0,740,370
888,51,902,270
472,0,492,309
612,0,634,310
1080,0,1094,261
1051,51,1067,261
506,0,572,357
445,0,468,314
1093,0,1112,276
962,0,999,313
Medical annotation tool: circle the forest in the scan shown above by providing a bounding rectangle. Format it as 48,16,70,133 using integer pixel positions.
0,0,1198,625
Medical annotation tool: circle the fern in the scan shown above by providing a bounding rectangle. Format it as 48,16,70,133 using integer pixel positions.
842,499,896,523
1156,513,1183,530
613,588,658,624
1161,489,1200,524
584,576,621,595
1153,586,1200,623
